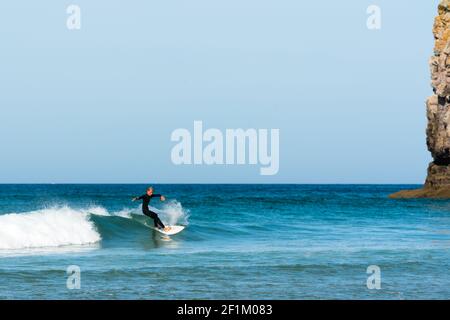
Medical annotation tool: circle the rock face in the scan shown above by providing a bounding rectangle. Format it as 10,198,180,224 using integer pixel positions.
391,1,450,199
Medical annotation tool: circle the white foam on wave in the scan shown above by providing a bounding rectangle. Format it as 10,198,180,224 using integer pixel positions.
0,207,101,250
82,206,110,216
152,200,190,226
114,208,134,219
83,206,133,219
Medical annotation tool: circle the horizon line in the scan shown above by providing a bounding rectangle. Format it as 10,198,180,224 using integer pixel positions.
0,182,424,185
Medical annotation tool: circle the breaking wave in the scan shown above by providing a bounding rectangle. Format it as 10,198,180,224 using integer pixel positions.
0,201,189,250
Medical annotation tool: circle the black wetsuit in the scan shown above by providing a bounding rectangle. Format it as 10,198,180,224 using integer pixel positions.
136,194,165,229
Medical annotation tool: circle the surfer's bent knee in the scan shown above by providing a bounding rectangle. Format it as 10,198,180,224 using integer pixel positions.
143,210,158,219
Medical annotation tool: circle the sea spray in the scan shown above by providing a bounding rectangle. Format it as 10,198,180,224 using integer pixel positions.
152,200,190,226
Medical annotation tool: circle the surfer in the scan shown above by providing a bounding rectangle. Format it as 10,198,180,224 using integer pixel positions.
132,187,171,232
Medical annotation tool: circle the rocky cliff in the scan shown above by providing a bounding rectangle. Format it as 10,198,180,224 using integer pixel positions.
391,0,450,198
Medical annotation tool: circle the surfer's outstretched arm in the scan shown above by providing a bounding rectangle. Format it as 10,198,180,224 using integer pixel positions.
132,195,144,201
152,194,166,201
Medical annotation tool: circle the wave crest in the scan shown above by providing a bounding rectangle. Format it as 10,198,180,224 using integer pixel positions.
0,207,101,250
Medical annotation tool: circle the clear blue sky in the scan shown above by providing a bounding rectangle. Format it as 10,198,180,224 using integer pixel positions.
0,1,439,183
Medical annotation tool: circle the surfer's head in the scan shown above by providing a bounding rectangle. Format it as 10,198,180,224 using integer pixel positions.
146,187,153,196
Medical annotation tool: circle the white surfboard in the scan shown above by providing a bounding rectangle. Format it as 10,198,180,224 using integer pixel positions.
152,225,185,236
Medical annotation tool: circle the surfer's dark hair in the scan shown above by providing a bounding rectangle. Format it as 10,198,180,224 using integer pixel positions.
147,186,153,191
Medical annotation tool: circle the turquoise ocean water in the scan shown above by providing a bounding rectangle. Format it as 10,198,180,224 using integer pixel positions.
0,184,450,299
